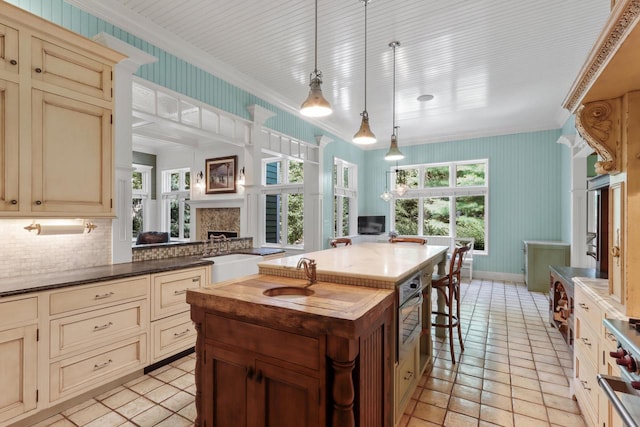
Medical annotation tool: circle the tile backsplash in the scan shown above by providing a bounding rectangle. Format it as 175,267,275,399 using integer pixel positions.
196,208,240,240
0,219,112,278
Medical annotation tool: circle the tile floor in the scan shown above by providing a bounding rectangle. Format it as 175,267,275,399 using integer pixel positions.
33,279,584,427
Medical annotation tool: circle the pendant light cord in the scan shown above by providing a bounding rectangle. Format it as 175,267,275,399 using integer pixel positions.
314,0,318,74
392,42,397,136
363,0,368,112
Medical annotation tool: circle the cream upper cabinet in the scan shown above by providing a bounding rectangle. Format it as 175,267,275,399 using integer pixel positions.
0,22,19,80
0,79,19,213
0,3,123,218
0,297,39,424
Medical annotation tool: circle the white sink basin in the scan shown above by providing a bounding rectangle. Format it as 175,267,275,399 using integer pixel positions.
202,254,264,283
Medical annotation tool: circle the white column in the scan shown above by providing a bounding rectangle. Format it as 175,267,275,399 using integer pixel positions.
246,105,276,246
304,135,332,252
93,33,158,263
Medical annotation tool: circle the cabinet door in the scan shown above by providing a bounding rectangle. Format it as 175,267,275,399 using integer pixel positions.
0,23,19,79
31,90,113,216
251,360,321,427
0,79,18,213
203,345,251,427
0,324,38,423
609,182,624,303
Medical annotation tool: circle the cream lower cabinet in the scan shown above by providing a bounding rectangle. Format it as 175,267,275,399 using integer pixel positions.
150,266,208,363
46,276,150,404
573,281,624,427
0,296,38,424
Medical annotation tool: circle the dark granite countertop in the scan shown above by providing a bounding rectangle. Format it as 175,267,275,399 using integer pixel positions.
233,248,286,256
0,256,214,298
549,265,608,283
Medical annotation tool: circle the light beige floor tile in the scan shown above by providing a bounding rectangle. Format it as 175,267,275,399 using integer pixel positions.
480,391,512,412
431,366,458,382
94,385,125,401
145,383,180,403
45,420,76,427
452,383,482,403
484,360,510,373
418,388,450,409
175,357,196,373
102,388,139,409
116,396,155,419
412,402,446,425
131,405,173,426
512,398,547,421
178,401,197,421
546,407,588,426
66,402,111,426
153,367,187,383
483,369,510,385
509,356,535,369
511,385,544,405
448,396,481,418
444,410,479,427
457,373,483,389
84,410,127,427
30,414,64,427
482,379,511,397
513,413,551,427
540,381,571,398
537,369,568,385
128,376,164,395
510,374,540,391
543,393,581,414
407,417,442,427
170,373,196,390
533,353,560,365
535,362,564,375
153,413,193,427
509,365,538,380
61,398,97,416
424,377,453,394
160,390,195,412
480,404,514,427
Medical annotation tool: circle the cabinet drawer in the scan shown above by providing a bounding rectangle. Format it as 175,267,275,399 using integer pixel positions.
0,297,37,329
575,317,599,367
49,276,149,316
152,268,205,320
50,300,148,359
49,334,146,402
31,37,113,101
574,354,598,427
396,344,418,416
205,313,320,371
575,285,603,336
151,312,196,362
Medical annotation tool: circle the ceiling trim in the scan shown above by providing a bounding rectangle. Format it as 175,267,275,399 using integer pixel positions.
66,0,349,144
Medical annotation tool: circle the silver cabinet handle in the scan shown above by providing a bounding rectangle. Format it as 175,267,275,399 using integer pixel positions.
581,380,591,391
581,337,592,347
579,303,589,311
93,322,113,332
94,291,114,300
404,371,414,381
174,289,188,295
192,277,200,282
94,359,113,370
173,329,190,338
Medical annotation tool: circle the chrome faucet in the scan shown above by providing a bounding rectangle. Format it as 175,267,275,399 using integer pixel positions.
296,257,317,286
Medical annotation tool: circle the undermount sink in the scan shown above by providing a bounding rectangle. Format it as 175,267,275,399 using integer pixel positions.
263,286,314,297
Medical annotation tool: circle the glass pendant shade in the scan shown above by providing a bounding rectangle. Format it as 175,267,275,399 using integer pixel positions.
384,134,404,161
300,74,332,117
380,190,393,202
353,112,376,144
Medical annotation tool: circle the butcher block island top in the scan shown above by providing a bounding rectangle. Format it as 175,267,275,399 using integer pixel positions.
258,242,449,288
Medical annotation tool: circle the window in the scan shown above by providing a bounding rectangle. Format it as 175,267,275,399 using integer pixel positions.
161,168,191,240
333,158,358,237
262,158,304,247
390,160,488,253
132,164,152,240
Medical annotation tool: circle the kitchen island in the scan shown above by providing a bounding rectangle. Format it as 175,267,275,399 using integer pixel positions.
187,243,448,426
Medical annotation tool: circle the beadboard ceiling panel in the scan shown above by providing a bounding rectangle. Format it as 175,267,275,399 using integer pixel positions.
73,0,610,147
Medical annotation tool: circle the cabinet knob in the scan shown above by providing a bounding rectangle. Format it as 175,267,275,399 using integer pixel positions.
35,200,42,205
10,199,17,205
34,67,42,73
255,370,263,383
610,246,621,258
246,366,255,380
9,59,16,65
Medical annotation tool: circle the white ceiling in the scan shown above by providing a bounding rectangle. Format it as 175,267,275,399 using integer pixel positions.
71,0,610,149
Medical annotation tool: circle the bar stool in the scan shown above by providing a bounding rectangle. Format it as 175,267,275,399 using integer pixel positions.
431,242,470,364
389,237,427,245
330,237,352,247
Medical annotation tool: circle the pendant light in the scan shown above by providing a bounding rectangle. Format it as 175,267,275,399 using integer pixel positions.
300,0,332,117
380,171,392,201
385,41,404,161
352,0,376,145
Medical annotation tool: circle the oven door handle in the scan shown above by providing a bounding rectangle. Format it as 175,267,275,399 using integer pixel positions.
598,374,640,427
400,293,423,310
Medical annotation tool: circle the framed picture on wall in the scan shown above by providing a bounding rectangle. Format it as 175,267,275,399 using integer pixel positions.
205,155,237,194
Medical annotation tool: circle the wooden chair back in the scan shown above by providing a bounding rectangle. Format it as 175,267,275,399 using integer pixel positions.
389,237,427,245
330,237,352,248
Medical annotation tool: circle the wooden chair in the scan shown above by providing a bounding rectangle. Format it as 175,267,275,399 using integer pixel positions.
330,237,352,248
431,242,471,364
389,237,427,245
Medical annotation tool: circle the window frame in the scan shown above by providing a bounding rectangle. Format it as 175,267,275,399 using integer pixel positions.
132,164,153,241
261,157,304,249
161,168,191,241
333,157,358,238
389,159,489,254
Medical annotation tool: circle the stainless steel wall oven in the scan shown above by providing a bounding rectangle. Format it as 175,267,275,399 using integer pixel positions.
397,273,423,362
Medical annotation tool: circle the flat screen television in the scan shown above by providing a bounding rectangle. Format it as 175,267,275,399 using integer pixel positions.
357,216,385,235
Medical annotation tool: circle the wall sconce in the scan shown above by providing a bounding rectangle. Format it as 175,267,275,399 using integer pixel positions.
237,167,245,186
195,170,205,190
24,221,97,235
